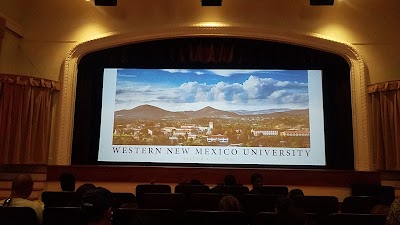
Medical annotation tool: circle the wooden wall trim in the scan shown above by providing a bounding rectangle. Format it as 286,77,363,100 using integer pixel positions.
46,166,379,187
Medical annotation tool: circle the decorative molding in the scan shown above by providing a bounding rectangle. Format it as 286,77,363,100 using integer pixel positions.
54,25,371,170
0,17,5,39
0,12,24,38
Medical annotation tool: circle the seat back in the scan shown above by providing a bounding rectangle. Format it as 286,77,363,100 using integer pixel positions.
255,212,320,225
254,212,277,225
112,192,137,208
184,210,248,225
113,208,179,225
242,194,283,215
301,196,339,214
351,184,381,196
188,193,228,211
351,184,395,204
175,184,210,197
211,185,249,198
341,196,380,214
327,213,386,225
41,191,80,207
251,186,289,196
42,207,82,225
0,206,39,225
135,184,171,206
140,193,186,212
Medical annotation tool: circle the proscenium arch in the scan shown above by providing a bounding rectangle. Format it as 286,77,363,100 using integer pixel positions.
54,25,371,171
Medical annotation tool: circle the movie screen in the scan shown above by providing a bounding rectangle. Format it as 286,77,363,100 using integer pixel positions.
98,69,326,166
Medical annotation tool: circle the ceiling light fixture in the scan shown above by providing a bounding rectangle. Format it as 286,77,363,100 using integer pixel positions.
201,0,222,6
94,0,117,6
310,0,334,6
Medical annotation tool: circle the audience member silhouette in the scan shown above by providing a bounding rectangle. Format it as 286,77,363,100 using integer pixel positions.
370,195,391,215
81,187,113,225
219,195,241,211
385,197,400,225
275,197,306,225
0,174,44,224
251,173,263,187
211,175,238,193
370,203,390,215
59,172,76,191
224,175,238,186
288,189,305,208
288,189,304,199
249,173,263,193
76,183,97,199
190,179,203,185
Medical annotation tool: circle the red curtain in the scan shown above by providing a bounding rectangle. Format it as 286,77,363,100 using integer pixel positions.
369,80,400,170
0,74,60,164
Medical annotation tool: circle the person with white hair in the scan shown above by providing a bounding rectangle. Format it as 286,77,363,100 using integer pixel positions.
0,174,44,223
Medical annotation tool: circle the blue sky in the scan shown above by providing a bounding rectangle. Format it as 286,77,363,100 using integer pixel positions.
114,69,310,112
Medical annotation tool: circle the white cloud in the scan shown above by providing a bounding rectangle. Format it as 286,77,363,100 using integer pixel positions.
117,74,136,78
275,80,308,88
115,75,309,111
207,69,259,77
161,69,191,73
269,90,287,99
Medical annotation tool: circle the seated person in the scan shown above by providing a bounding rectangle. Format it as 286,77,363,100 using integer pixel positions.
223,175,238,186
275,197,306,225
386,197,400,225
211,175,239,193
0,174,44,224
59,172,76,191
288,189,304,199
249,173,263,193
81,187,113,225
219,195,241,211
288,189,305,208
76,183,97,199
190,179,203,185
371,203,390,215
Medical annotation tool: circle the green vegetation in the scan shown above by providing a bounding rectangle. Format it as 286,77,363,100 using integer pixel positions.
113,115,310,148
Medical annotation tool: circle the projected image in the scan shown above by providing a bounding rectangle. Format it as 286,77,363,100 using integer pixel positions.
99,69,325,166
113,69,310,148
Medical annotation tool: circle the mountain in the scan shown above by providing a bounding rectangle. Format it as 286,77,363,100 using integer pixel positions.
267,109,309,117
232,108,292,115
115,105,308,120
115,104,187,119
184,106,240,118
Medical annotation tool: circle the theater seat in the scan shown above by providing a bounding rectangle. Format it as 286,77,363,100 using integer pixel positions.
112,192,137,208
250,186,289,195
341,196,380,214
184,210,248,225
210,185,249,198
351,184,395,205
41,191,80,207
242,194,283,215
140,193,186,212
254,212,278,225
135,184,171,206
0,206,39,225
300,196,339,214
188,193,228,211
42,207,81,225
255,212,320,225
327,213,386,225
113,208,179,225
175,184,210,197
